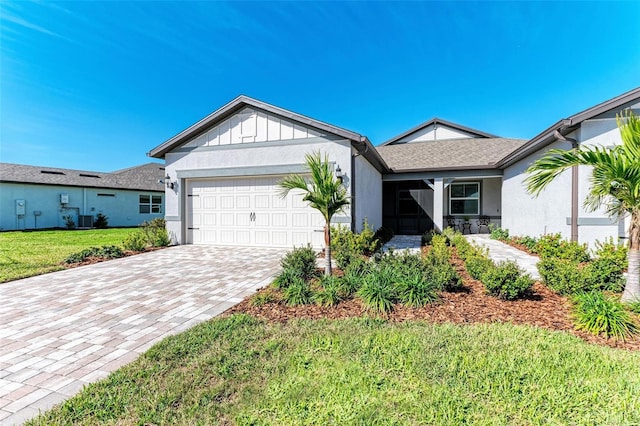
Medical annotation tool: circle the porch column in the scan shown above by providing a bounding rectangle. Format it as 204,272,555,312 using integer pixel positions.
433,177,444,232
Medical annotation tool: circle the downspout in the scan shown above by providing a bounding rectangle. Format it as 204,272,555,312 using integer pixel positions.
554,130,579,242
351,138,369,232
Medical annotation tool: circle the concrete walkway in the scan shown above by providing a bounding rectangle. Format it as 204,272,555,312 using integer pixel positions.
0,245,285,425
465,234,540,280
382,235,422,254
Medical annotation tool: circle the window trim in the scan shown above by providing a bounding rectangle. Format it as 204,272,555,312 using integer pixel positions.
449,182,480,216
139,193,163,214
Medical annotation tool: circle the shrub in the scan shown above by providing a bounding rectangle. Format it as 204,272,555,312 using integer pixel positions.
341,258,370,295
63,215,76,230
534,233,590,262
482,260,533,300
582,257,626,293
283,277,313,306
64,245,124,264
273,268,302,290
94,213,109,229
331,220,379,269
373,226,394,246
141,218,170,247
627,302,640,314
489,224,510,241
358,269,396,314
593,237,628,270
250,291,276,307
572,292,639,340
314,275,343,307
513,235,538,251
123,231,147,251
465,254,494,281
396,270,439,307
537,258,583,295
280,246,318,281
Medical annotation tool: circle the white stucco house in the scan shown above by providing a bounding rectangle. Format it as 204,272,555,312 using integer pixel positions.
149,87,640,248
0,163,166,230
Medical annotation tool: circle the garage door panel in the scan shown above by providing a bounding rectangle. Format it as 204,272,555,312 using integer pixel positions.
187,176,325,248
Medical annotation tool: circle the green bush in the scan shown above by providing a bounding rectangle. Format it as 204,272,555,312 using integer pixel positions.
465,254,494,281
358,270,396,314
340,258,370,295
489,224,510,241
396,270,439,307
280,246,318,281
63,215,76,230
582,257,626,293
64,245,124,264
627,302,640,314
593,237,628,269
250,291,276,307
123,231,147,252
283,277,314,306
422,229,449,246
94,213,109,229
331,220,379,269
482,260,533,300
513,235,538,251
572,291,639,340
273,268,302,290
314,275,343,307
534,234,590,262
537,258,583,295
141,218,171,247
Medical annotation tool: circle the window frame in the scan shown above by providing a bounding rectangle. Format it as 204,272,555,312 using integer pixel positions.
139,193,163,214
449,182,480,216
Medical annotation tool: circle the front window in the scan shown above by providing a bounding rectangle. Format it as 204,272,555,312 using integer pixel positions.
449,182,479,215
140,194,162,214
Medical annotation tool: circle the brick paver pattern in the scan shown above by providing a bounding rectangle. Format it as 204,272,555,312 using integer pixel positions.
0,245,285,425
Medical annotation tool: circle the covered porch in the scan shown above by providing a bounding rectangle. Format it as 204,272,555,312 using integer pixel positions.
382,170,503,235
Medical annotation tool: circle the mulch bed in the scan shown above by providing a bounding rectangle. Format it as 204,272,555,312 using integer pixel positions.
227,249,640,351
63,247,165,269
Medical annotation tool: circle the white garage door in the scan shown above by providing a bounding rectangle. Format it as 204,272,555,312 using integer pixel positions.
186,176,325,248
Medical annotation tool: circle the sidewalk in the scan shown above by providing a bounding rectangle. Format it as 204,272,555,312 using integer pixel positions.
465,234,540,280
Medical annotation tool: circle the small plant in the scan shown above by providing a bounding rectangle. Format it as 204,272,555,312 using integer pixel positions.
513,235,538,251
141,218,170,247
64,245,124,264
489,224,510,241
94,213,109,229
534,233,590,262
250,290,276,307
283,277,314,306
123,231,147,252
465,254,494,281
627,301,640,314
373,226,394,246
273,268,302,290
572,292,639,340
62,215,76,230
358,270,396,314
331,220,380,269
280,246,318,281
482,260,534,300
396,270,439,307
340,258,370,296
314,275,343,307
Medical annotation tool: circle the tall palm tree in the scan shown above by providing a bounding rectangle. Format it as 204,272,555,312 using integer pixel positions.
278,151,349,275
525,110,640,302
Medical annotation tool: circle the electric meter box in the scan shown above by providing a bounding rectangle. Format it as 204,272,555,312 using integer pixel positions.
16,199,26,216
60,194,69,204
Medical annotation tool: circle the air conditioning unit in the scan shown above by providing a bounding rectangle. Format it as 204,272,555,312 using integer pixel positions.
78,215,94,228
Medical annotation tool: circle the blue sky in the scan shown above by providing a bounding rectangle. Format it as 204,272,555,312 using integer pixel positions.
1,1,639,172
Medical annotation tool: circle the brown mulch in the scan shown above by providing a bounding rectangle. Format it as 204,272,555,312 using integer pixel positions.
226,250,640,352
63,247,165,268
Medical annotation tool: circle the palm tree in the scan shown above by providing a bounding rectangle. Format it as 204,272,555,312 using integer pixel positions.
525,110,640,302
278,151,349,275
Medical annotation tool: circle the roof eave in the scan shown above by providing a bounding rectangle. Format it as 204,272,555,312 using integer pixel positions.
380,117,499,146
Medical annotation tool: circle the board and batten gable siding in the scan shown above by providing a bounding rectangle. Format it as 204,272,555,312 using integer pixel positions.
0,182,163,230
163,108,357,246
395,123,478,144
354,153,382,231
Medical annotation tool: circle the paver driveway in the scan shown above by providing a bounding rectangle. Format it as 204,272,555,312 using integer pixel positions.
0,245,286,425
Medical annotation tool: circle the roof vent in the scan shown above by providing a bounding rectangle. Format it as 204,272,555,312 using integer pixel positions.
79,173,100,178
41,170,65,175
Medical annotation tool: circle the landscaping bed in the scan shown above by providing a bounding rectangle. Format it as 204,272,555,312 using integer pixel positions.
228,247,640,351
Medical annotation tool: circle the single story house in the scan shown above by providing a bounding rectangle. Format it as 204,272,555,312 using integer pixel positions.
0,162,166,230
149,87,640,248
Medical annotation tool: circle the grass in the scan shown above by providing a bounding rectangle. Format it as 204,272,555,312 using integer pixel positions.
0,228,134,283
29,314,640,425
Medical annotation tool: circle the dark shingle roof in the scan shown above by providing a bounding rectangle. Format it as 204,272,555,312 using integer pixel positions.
0,162,166,191
377,138,528,172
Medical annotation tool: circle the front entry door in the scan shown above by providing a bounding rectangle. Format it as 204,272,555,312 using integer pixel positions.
397,189,421,234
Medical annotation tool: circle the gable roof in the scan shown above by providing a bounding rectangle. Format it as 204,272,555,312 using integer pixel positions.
377,137,527,172
497,87,640,168
0,162,166,192
148,95,388,172
380,117,498,146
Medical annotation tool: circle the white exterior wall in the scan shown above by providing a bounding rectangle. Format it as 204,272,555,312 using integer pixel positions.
164,138,354,245
354,153,382,231
0,183,163,230
397,123,477,143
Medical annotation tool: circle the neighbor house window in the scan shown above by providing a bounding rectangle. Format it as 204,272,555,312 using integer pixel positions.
140,194,162,214
449,182,479,215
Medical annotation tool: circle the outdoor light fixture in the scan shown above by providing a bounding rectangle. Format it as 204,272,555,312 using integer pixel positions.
165,174,175,190
335,165,343,183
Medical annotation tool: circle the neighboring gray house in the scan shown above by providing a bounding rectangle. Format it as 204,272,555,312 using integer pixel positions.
150,87,640,248
0,163,166,230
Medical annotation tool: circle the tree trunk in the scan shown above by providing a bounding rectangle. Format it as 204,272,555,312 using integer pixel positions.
622,210,640,303
324,223,332,276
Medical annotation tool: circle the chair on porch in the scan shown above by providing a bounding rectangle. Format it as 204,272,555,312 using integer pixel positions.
446,215,457,229
477,215,491,233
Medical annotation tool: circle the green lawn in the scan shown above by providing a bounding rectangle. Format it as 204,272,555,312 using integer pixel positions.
0,228,134,283
29,315,640,425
